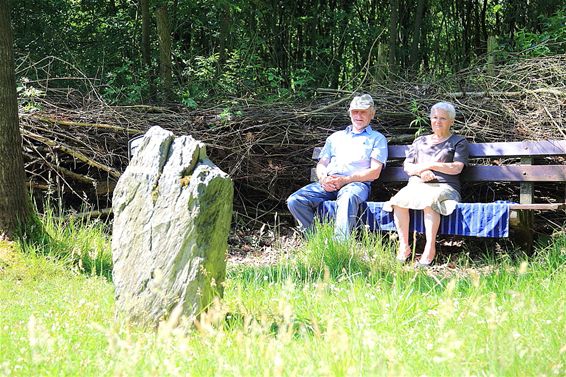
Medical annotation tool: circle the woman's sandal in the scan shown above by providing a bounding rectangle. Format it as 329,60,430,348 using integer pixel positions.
415,259,433,269
396,248,412,263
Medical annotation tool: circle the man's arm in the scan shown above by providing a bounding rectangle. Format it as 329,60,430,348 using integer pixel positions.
316,157,339,192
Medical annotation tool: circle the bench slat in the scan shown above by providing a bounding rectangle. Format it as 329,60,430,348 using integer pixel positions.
313,139,566,160
467,140,566,158
462,165,566,182
378,165,566,183
509,203,566,210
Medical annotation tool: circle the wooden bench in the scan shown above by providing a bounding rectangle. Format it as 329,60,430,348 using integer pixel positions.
312,139,566,247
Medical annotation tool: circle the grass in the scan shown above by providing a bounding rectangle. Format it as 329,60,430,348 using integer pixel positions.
0,216,565,376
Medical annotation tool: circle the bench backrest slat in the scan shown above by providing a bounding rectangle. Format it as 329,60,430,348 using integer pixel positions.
311,139,566,185
377,165,566,183
312,139,566,160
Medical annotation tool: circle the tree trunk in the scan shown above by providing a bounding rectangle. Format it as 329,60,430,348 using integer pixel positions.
141,0,151,68
156,4,173,102
410,0,426,69
140,0,156,101
0,1,35,238
388,0,399,73
480,0,488,50
218,2,231,69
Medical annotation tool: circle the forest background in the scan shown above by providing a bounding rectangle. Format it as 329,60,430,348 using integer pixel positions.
8,0,566,224
1,3,565,374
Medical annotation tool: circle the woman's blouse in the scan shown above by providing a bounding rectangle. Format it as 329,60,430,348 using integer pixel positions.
405,134,469,192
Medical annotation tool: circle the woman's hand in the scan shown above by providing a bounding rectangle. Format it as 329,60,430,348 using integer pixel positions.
406,161,464,177
419,169,437,182
405,162,430,176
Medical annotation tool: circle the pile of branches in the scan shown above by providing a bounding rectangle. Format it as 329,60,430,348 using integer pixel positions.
18,54,565,225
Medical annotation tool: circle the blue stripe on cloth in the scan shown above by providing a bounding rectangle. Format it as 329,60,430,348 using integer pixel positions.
316,201,510,238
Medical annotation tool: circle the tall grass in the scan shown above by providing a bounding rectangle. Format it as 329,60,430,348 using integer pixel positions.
1,219,564,376
17,207,113,279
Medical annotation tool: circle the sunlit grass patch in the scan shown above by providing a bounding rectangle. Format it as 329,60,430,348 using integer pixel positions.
17,207,113,279
1,218,565,375
293,221,398,279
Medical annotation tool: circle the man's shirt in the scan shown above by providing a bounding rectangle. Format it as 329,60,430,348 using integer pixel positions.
319,125,388,180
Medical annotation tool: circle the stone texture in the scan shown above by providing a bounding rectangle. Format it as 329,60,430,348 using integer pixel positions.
112,126,233,327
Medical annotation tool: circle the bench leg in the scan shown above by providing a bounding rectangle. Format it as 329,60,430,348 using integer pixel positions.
511,210,534,253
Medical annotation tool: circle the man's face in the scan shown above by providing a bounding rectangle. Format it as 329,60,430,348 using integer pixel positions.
349,108,374,131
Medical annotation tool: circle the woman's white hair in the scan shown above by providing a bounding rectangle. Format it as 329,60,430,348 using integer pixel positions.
430,102,456,120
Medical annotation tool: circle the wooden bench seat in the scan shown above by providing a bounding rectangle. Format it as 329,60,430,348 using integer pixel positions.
312,139,566,245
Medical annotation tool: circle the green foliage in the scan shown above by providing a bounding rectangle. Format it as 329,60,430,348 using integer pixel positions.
290,68,315,96
102,62,150,105
8,1,566,103
16,77,45,112
496,10,566,59
178,49,314,104
513,11,566,56
179,90,198,109
408,99,429,137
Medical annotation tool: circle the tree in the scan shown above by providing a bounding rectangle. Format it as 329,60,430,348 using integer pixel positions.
388,0,399,73
141,0,156,101
0,1,35,238
410,0,426,68
156,3,173,102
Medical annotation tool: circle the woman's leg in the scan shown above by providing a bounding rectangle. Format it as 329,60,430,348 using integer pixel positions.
421,206,441,264
392,206,411,259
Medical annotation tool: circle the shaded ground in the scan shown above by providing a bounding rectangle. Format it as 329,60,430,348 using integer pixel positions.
225,224,531,279
228,226,302,267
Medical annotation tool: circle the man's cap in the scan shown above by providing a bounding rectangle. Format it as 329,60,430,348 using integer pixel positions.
349,94,374,111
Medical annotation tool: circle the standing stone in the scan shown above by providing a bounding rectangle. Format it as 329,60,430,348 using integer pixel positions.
112,126,233,327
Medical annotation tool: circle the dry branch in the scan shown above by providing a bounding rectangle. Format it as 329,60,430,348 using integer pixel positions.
21,129,122,178
15,54,565,224
31,115,142,134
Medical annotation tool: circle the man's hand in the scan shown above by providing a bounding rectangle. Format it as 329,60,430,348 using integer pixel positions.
320,176,338,192
321,175,350,191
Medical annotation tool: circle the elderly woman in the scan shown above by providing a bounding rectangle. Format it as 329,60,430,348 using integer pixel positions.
384,102,469,267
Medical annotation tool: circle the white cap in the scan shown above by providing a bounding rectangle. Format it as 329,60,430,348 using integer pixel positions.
349,94,374,111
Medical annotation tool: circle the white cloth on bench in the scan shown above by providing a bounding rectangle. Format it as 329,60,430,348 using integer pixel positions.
317,201,510,238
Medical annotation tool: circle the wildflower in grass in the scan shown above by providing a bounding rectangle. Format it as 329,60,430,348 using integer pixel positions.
432,329,463,363
362,329,378,349
27,314,54,363
519,260,528,274
469,269,480,288
273,353,284,377
445,278,457,295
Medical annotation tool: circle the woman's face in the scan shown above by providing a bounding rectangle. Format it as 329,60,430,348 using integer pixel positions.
430,108,454,136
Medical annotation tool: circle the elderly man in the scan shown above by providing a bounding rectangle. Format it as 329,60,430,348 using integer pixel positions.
287,94,388,240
